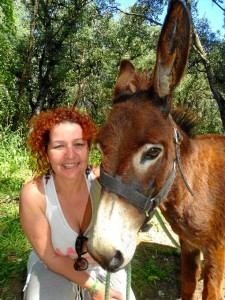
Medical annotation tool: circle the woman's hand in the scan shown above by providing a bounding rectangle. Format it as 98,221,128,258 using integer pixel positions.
89,281,124,300
109,287,124,300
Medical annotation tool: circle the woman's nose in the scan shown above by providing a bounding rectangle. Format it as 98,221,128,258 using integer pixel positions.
65,146,76,158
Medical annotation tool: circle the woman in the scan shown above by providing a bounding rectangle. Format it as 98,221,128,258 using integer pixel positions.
20,107,136,300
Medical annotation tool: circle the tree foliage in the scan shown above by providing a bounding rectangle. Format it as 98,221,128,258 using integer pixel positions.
0,0,224,134
0,0,17,125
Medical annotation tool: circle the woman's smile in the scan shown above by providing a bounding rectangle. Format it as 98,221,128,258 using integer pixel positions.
63,163,80,169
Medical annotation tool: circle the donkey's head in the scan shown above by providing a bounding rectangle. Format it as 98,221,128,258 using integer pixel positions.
88,0,190,272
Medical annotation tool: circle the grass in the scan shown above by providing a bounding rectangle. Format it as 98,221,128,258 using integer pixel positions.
131,242,180,299
133,244,176,285
0,127,32,299
0,199,31,300
0,127,32,197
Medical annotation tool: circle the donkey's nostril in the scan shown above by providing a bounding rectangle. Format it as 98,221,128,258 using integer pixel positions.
108,250,124,271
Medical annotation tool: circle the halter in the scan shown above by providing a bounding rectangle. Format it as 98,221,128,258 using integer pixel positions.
99,127,194,232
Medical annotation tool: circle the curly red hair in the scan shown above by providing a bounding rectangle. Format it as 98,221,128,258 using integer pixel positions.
27,107,97,176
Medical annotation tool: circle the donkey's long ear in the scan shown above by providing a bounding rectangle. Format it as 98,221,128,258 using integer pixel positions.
152,0,190,99
113,60,140,99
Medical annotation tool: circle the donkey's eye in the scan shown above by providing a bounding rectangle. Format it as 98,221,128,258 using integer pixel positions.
141,147,162,162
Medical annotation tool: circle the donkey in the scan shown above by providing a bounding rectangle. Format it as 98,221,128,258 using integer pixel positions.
88,0,225,298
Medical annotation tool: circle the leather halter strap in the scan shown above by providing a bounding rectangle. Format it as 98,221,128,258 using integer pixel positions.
100,162,176,214
100,159,177,231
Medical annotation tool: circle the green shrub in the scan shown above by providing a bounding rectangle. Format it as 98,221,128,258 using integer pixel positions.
0,127,32,198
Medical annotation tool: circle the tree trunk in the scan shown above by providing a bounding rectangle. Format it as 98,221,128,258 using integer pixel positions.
19,0,38,98
13,0,38,128
186,0,225,133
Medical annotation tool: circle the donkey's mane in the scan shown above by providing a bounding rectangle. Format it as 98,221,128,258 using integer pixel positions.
171,108,199,137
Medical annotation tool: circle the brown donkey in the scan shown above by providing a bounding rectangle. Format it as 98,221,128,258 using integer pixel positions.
88,0,225,298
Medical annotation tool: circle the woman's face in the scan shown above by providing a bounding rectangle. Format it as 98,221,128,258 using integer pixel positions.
47,121,89,180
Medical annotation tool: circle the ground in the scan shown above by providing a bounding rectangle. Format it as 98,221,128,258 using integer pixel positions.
1,214,225,299
132,242,182,299
132,215,225,299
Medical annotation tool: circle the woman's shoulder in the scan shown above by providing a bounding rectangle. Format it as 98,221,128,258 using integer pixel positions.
20,176,45,205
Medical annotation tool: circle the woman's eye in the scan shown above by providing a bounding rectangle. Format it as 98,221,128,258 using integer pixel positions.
141,147,162,162
54,145,64,149
74,143,85,147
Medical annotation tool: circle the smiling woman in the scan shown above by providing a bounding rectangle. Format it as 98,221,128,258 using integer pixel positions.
19,107,136,300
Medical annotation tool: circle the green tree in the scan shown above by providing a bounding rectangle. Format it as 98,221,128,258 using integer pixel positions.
0,0,17,127
186,0,225,132
12,0,165,126
1,0,224,134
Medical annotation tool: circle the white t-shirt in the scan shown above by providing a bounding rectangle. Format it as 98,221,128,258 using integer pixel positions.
43,171,101,268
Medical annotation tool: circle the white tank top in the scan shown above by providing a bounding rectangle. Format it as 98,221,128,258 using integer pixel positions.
43,171,101,266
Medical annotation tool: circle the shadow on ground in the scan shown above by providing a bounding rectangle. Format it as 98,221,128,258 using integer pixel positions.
132,242,182,300
0,269,26,300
